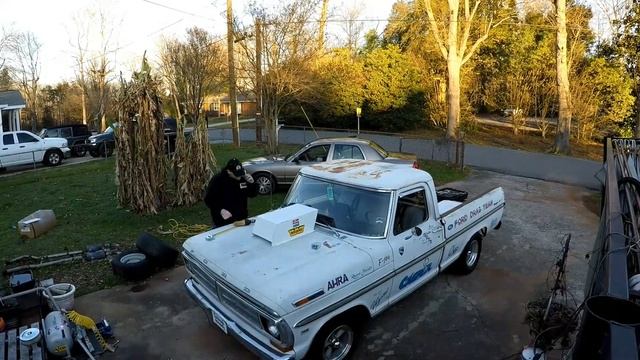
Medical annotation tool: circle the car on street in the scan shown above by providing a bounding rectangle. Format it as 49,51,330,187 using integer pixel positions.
87,118,181,157
242,137,419,195
0,130,71,170
39,124,91,157
183,159,505,360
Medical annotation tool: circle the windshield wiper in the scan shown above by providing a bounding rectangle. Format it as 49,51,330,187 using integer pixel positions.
316,213,342,239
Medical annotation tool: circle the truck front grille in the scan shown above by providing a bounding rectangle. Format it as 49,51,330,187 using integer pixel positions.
183,253,262,328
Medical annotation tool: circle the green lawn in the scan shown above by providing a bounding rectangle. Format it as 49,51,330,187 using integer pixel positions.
0,143,466,295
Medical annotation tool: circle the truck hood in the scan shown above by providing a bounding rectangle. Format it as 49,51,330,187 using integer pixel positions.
42,137,67,148
183,223,373,314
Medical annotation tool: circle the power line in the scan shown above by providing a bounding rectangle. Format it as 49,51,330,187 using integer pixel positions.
141,0,218,21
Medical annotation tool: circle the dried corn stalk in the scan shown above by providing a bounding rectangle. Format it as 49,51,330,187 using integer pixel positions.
115,58,168,214
159,27,223,206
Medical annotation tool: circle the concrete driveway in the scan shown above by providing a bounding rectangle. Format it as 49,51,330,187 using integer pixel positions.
75,170,598,360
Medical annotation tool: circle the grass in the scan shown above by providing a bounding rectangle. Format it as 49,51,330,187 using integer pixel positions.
0,143,466,295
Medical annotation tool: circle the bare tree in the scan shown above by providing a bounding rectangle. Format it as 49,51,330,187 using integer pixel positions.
318,0,330,51
9,31,41,131
339,2,365,53
554,0,572,154
159,27,226,206
237,0,320,153
424,0,509,139
596,0,631,35
70,13,90,125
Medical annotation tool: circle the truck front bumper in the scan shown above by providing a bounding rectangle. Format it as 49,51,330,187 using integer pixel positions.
62,147,72,159
184,278,295,360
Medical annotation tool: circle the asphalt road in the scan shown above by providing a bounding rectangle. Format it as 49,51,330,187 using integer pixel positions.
75,170,598,360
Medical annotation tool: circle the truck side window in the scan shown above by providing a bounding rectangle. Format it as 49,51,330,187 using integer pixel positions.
394,189,428,235
60,127,72,138
17,133,38,143
3,134,14,145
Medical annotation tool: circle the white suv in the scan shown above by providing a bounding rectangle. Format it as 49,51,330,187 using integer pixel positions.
0,131,71,170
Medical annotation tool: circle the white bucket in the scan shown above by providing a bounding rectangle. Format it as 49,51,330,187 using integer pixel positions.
43,283,76,310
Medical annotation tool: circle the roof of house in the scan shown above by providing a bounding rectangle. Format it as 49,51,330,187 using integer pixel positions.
218,94,257,103
0,90,26,108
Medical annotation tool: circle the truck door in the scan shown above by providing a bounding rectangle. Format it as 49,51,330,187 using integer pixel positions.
0,133,19,166
16,132,44,164
388,185,445,303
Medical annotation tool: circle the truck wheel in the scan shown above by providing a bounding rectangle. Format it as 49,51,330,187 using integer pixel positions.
453,236,482,275
310,317,359,360
43,149,63,166
135,232,179,268
73,144,87,157
111,249,151,281
254,173,275,195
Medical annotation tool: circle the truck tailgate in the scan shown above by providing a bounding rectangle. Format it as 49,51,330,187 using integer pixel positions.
440,187,505,238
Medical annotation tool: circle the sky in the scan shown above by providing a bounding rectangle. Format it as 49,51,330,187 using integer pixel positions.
2,0,605,85
2,0,395,85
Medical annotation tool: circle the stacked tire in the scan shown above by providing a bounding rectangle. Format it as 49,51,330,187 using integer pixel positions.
111,233,179,281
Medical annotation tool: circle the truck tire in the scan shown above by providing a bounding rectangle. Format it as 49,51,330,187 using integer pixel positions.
136,232,179,268
43,149,63,166
453,236,482,275
72,143,87,157
309,316,360,360
111,249,151,281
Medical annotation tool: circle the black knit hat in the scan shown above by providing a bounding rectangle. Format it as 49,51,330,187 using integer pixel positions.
226,158,245,177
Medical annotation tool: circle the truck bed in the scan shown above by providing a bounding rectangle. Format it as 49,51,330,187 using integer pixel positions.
439,187,505,239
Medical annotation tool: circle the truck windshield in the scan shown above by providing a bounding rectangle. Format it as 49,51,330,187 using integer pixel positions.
284,175,391,237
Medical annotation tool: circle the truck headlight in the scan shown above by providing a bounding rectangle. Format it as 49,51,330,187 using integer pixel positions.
62,141,67,147
260,316,294,348
260,316,280,338
90,138,97,143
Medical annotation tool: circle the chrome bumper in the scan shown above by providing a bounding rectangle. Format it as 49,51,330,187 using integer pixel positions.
62,147,72,159
184,278,295,360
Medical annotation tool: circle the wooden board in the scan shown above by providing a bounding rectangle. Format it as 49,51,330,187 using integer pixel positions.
0,323,46,360
6,329,16,360
0,327,5,360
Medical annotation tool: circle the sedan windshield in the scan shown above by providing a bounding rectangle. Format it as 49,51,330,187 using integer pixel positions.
284,175,391,237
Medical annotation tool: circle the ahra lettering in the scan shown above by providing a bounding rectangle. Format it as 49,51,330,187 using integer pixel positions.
327,274,349,290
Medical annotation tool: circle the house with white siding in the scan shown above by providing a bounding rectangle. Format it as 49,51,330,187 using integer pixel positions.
0,90,26,133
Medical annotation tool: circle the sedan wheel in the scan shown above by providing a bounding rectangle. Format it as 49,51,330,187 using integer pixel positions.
255,174,274,195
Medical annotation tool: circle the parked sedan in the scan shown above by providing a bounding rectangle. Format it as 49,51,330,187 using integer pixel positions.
243,137,419,195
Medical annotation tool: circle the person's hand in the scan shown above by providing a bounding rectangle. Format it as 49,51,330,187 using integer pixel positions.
243,173,254,183
221,209,232,220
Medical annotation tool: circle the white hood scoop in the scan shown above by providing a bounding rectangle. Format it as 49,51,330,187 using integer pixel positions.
252,204,318,246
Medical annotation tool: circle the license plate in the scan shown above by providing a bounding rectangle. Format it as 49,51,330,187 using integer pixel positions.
211,309,228,334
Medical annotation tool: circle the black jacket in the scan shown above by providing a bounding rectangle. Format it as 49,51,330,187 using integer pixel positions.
204,171,258,226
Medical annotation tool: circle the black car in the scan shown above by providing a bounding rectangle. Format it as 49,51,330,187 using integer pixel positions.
86,118,180,158
87,125,116,157
39,124,91,157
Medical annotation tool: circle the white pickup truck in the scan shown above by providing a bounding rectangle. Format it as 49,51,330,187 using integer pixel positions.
0,130,70,170
183,160,505,360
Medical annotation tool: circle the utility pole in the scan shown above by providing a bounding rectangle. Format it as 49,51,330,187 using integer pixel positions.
255,18,263,144
318,0,329,51
227,0,240,147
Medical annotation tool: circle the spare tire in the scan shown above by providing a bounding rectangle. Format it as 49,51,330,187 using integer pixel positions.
136,232,179,268
111,249,151,281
